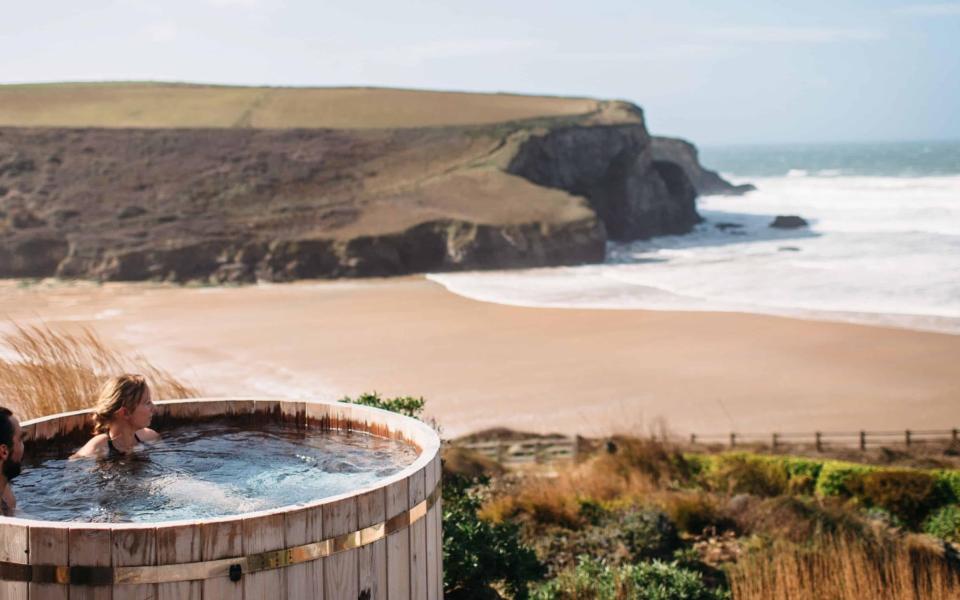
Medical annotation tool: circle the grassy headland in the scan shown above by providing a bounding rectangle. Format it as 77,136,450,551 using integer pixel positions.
0,82,600,129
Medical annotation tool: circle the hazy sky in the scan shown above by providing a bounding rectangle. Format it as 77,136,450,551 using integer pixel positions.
2,1,958,144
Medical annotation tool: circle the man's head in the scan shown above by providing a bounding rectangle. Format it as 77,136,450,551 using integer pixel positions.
0,407,24,481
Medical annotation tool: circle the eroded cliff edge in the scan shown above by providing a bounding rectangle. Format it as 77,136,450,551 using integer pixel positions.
0,100,718,282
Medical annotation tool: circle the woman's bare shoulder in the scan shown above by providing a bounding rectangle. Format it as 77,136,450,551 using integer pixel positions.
70,434,109,459
137,428,160,442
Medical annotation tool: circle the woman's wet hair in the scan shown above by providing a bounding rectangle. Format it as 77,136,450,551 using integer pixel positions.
0,406,14,450
93,375,149,434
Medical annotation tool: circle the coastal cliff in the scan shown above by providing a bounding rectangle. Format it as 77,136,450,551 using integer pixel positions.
651,136,755,196
0,85,723,282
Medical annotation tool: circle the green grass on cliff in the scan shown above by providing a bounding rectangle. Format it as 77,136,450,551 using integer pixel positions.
0,82,600,129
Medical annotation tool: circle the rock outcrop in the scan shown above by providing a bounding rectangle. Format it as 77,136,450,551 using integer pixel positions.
506,109,701,241
651,136,755,196
769,215,809,229
0,91,718,283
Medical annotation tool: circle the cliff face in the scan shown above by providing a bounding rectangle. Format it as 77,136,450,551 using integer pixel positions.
0,97,712,283
650,136,755,196
507,119,701,241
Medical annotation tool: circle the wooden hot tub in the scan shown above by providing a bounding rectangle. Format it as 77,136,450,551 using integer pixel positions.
0,398,443,599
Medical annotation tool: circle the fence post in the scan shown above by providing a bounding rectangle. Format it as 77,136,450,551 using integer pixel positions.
690,433,697,445
772,433,779,450
815,431,823,452
952,428,958,444
859,430,866,451
905,429,911,447
730,433,736,448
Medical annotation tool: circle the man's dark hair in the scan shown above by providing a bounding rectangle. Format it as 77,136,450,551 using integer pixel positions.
0,407,14,450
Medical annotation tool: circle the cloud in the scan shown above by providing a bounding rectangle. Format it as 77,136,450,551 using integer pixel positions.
554,43,730,63
356,39,546,66
207,0,262,7
894,3,960,16
703,26,885,43
144,22,178,42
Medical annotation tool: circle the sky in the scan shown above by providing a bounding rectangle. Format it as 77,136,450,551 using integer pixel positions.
1,0,958,144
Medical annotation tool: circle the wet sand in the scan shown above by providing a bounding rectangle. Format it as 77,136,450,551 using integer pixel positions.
1,277,957,438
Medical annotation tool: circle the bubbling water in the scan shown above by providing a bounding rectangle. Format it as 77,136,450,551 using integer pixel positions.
14,420,418,523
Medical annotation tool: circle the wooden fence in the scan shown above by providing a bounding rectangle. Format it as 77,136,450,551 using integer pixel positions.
688,428,960,451
456,436,578,464
454,427,959,465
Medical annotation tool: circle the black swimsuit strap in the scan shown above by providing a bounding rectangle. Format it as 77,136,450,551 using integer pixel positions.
107,432,142,455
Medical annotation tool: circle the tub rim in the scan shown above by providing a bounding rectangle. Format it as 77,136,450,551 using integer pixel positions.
0,397,441,530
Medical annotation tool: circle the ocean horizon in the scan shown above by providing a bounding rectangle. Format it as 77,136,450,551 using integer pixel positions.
429,140,960,335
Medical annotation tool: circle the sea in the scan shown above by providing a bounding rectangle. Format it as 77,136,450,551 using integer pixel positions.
428,140,960,335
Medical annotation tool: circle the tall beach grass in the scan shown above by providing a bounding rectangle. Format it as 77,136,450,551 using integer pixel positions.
729,534,960,600
0,322,198,419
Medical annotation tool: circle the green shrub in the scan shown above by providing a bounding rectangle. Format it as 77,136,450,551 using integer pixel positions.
815,461,876,497
697,454,823,497
782,458,823,495
663,493,732,535
619,508,681,562
339,391,425,418
578,498,608,526
443,474,545,599
531,557,728,600
935,470,960,504
923,505,960,543
857,470,942,528
683,454,713,480
707,454,789,497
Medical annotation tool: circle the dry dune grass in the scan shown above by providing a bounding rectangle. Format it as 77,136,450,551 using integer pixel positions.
0,82,600,129
0,323,198,420
729,534,960,600
479,439,679,527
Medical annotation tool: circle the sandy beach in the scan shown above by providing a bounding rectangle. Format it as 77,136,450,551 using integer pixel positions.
0,277,957,438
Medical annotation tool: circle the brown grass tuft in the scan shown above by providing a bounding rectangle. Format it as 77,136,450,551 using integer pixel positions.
729,534,960,600
0,322,198,419
480,455,658,528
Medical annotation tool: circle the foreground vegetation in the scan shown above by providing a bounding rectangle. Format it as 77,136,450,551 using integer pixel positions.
341,395,960,598
0,322,198,419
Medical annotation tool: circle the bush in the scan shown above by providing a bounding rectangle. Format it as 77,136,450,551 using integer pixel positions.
857,470,942,528
526,506,681,576
619,508,681,562
815,461,876,497
662,493,731,535
443,474,545,599
923,505,960,543
782,458,823,495
595,437,696,487
706,454,789,497
531,557,728,600
339,391,425,418
729,496,868,542
935,470,960,504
